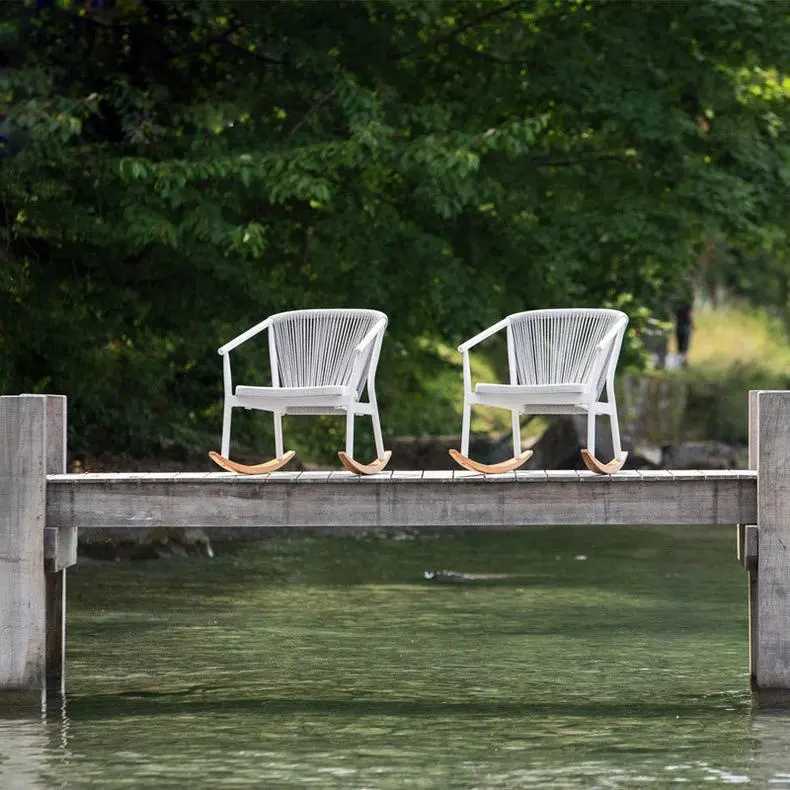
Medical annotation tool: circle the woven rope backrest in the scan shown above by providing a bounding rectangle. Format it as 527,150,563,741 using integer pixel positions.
269,309,384,389
509,309,627,392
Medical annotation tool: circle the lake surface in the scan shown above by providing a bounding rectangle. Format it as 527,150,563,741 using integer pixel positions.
3,525,790,789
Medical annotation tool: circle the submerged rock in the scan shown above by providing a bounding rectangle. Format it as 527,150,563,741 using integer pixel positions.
423,570,521,583
78,528,214,561
132,527,215,560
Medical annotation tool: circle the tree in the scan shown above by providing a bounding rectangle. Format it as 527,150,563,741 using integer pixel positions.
1,0,789,458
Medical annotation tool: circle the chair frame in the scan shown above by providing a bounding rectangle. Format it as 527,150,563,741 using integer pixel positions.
217,308,388,463
458,308,629,466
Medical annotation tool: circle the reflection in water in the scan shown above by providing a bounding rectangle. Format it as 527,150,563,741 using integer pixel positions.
0,719,47,790
0,708,70,790
752,710,790,789
6,527,790,787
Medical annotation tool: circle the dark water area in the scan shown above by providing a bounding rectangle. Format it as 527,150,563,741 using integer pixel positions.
3,526,790,789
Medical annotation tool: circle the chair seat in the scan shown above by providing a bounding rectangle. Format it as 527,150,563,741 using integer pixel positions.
235,384,351,400
475,382,589,397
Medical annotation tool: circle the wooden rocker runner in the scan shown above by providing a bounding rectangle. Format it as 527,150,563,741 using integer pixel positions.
338,449,392,475
451,308,631,477
448,448,532,475
580,449,628,475
209,450,295,475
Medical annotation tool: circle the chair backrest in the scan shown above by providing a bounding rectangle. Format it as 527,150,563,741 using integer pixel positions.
507,308,628,394
268,309,387,392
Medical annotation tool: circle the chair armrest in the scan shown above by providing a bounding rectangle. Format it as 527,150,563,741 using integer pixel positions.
458,318,509,353
589,319,627,392
354,317,387,355
594,319,627,356
221,350,233,399
459,318,509,395
218,317,273,355
351,317,388,394
595,328,618,355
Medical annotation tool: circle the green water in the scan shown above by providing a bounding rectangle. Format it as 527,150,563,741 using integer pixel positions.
4,526,790,789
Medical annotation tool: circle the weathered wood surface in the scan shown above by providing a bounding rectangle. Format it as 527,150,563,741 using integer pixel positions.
755,391,790,690
42,395,67,697
45,469,756,531
749,390,762,470
747,389,761,687
42,394,76,572
0,395,47,692
44,569,64,697
737,523,758,572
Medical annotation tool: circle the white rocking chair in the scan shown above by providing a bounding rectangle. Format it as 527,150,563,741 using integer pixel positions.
450,308,630,475
210,308,390,475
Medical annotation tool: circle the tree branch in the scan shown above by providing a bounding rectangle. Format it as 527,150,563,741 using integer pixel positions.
401,1,527,61
532,152,628,168
287,87,338,140
450,40,527,65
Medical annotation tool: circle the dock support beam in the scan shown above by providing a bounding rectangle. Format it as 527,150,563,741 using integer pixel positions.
753,390,790,692
0,395,48,698
44,395,67,697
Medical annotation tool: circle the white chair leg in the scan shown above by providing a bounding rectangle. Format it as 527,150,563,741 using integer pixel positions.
371,405,385,460
221,404,233,457
274,412,284,458
511,411,521,455
461,400,472,456
586,411,596,458
609,406,623,460
345,409,355,457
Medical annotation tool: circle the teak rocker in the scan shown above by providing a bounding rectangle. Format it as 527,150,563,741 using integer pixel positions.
210,308,390,476
208,450,296,475
450,308,630,475
448,448,533,474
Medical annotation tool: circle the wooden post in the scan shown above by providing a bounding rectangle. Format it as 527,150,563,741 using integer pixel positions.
745,390,761,688
0,395,47,697
755,390,790,691
749,390,762,470
43,395,67,697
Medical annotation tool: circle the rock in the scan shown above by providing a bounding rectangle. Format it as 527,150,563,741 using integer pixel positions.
424,569,476,582
79,527,214,561
389,435,496,470
423,570,522,582
131,527,215,560
524,416,582,470
632,442,663,467
78,535,127,562
660,440,745,470
392,417,662,472
618,374,688,445
349,415,746,474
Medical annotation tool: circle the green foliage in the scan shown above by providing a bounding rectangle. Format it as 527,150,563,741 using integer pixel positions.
699,241,790,326
674,304,790,447
1,0,789,457
682,363,788,446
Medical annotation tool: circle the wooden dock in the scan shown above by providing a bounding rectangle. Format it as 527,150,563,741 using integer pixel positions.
45,468,756,532
1,392,788,700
